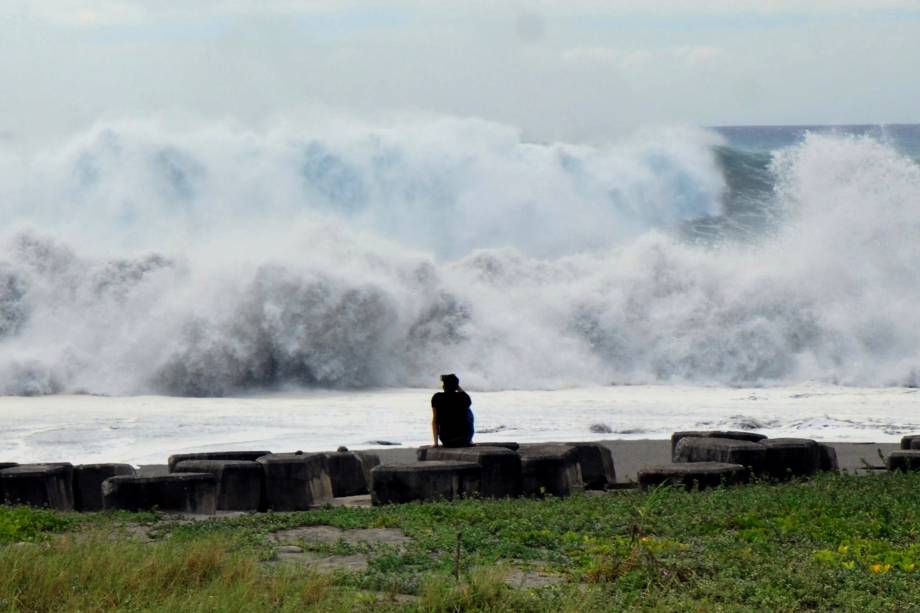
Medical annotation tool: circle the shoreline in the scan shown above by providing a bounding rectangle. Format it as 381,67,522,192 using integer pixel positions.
2,385,918,465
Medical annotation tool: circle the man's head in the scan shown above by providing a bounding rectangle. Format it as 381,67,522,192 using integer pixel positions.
440,373,460,391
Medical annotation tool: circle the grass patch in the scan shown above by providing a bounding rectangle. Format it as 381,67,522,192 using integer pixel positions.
0,505,73,544
0,532,360,612
3,472,920,611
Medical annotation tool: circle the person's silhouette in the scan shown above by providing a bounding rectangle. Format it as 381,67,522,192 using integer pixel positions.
431,373,474,447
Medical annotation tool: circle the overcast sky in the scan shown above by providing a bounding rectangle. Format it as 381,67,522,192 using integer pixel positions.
2,0,920,143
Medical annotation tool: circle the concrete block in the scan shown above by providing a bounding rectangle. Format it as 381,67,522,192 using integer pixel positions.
565,443,616,489
474,442,520,451
422,445,522,498
73,464,136,511
370,461,481,505
818,444,839,473
0,463,16,504
257,453,333,511
674,437,767,474
324,452,370,497
638,462,748,490
102,473,217,514
417,442,519,461
761,438,821,479
900,435,920,450
518,444,584,498
354,451,381,487
173,460,262,511
1,463,74,511
168,450,271,472
670,431,767,460
416,445,461,461
887,450,920,472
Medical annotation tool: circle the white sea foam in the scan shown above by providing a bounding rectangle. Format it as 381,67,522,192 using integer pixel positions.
0,385,916,465
0,117,919,395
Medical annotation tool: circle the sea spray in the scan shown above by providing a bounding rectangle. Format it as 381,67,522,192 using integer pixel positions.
1,118,919,395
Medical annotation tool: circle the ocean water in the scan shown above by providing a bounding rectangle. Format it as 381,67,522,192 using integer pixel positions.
1,118,919,456
2,384,918,465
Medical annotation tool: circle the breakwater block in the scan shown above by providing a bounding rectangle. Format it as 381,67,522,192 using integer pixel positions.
761,438,821,479
324,452,370,497
422,446,522,498
900,435,920,450
74,464,136,511
818,444,839,473
416,445,456,461
0,463,16,504
257,453,333,511
102,473,218,513
370,461,481,505
518,444,584,498
638,462,748,490
674,437,767,474
887,451,920,472
174,460,263,511
565,443,616,489
1,463,74,511
354,451,381,486
168,450,271,473
474,442,520,451
670,431,767,460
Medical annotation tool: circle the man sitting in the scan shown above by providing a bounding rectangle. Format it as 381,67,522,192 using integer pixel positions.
431,373,474,447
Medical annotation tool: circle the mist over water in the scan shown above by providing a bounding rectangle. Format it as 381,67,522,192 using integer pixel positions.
1,116,919,396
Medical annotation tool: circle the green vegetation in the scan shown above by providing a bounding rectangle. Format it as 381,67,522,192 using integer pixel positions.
3,471,920,611
0,505,72,544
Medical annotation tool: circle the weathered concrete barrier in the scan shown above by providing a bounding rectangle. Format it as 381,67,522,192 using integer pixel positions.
324,452,371,498
900,435,920,450
1,463,74,511
370,461,480,505
475,442,520,451
761,438,821,479
416,442,521,461
565,443,616,489
638,462,748,490
518,444,584,498
257,453,333,511
887,450,920,472
102,473,218,513
167,450,271,473
354,451,381,488
817,444,839,473
416,445,448,460
174,460,263,511
421,445,522,498
74,464,136,511
670,431,767,461
674,437,767,475
0,463,16,504
416,445,451,461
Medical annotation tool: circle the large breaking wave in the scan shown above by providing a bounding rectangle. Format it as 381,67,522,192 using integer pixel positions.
1,116,919,395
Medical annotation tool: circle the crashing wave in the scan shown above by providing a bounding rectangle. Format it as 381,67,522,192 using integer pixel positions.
0,118,919,395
